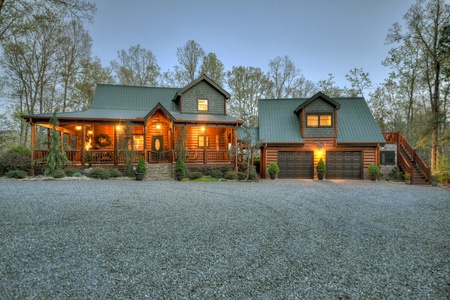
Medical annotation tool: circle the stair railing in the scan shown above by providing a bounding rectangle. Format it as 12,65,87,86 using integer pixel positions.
397,132,431,183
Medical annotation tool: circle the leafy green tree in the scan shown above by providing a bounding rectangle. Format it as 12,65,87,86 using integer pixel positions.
226,66,272,126
386,0,450,170
200,52,225,86
345,67,372,98
43,111,70,175
175,40,205,85
316,74,347,97
74,57,114,110
110,44,161,86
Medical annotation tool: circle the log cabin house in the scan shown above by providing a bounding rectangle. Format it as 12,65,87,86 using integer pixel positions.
22,75,243,177
22,74,431,183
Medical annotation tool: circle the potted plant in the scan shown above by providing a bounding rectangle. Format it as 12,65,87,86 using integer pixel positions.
175,157,186,181
368,164,380,181
268,162,279,179
316,157,326,180
135,157,146,181
404,172,411,185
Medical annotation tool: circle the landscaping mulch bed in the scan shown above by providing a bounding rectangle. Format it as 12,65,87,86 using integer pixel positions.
0,179,449,299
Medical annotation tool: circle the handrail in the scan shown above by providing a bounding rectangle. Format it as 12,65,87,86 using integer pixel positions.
382,132,398,143
386,132,431,183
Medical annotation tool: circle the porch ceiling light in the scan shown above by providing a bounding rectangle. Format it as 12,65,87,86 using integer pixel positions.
201,127,205,131
116,125,122,131
75,126,82,130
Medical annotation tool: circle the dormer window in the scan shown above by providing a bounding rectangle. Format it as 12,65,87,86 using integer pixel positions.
307,114,332,128
198,99,208,111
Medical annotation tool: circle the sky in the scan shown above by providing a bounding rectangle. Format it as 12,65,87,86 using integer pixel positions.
86,0,416,91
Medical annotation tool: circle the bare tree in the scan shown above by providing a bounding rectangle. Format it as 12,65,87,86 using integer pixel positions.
268,55,307,98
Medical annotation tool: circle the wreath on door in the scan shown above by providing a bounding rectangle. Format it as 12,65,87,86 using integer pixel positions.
95,133,112,148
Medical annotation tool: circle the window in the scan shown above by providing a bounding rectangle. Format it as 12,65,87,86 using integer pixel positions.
198,135,209,148
133,135,144,150
380,151,395,165
198,99,208,111
306,114,332,127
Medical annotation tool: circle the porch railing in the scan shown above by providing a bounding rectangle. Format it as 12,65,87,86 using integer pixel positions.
147,150,173,163
33,149,232,166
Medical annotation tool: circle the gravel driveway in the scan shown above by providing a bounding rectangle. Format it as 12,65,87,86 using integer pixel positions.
0,178,449,299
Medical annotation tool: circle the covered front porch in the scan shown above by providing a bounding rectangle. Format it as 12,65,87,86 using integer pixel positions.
29,116,239,169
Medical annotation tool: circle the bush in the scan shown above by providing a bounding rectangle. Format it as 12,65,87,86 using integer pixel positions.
368,164,380,175
210,169,223,179
268,162,279,174
51,169,66,178
237,172,247,180
6,170,28,179
316,158,326,174
248,171,257,181
136,157,146,174
7,146,31,157
238,161,249,173
188,171,203,180
109,169,123,178
224,171,238,180
64,166,82,177
0,152,32,175
89,167,111,179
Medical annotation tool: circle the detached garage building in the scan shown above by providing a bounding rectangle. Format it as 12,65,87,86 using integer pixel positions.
258,92,386,180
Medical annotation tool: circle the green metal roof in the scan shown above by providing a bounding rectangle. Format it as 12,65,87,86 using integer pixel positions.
92,84,179,111
259,99,305,143
259,97,385,144
334,98,385,143
23,83,241,124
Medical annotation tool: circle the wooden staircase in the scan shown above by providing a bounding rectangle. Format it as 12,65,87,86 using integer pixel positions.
383,132,431,185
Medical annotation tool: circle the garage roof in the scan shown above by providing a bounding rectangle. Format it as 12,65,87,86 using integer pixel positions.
259,95,385,144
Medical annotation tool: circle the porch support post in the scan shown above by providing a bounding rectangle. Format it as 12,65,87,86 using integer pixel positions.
31,121,36,161
81,125,86,166
60,130,64,149
233,126,238,171
114,125,118,166
143,123,147,162
203,125,207,164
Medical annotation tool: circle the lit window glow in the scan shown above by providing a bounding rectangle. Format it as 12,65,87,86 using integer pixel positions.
198,99,208,111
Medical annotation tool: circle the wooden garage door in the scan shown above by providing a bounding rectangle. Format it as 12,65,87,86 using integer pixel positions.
326,151,362,179
278,151,314,179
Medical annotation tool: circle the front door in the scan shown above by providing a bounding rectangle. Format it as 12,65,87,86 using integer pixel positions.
152,135,163,152
151,135,164,162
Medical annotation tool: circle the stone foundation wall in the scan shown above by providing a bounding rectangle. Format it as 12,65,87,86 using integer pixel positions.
145,163,174,180
380,144,398,176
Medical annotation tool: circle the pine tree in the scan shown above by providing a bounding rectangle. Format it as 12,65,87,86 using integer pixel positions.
43,111,70,175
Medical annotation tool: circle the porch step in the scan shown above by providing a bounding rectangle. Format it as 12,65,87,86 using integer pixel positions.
145,163,174,180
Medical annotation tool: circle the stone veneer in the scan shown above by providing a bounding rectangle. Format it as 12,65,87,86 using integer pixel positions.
380,144,398,176
145,163,175,180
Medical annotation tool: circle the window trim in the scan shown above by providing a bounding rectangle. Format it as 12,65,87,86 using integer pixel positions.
197,99,209,111
306,113,333,128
